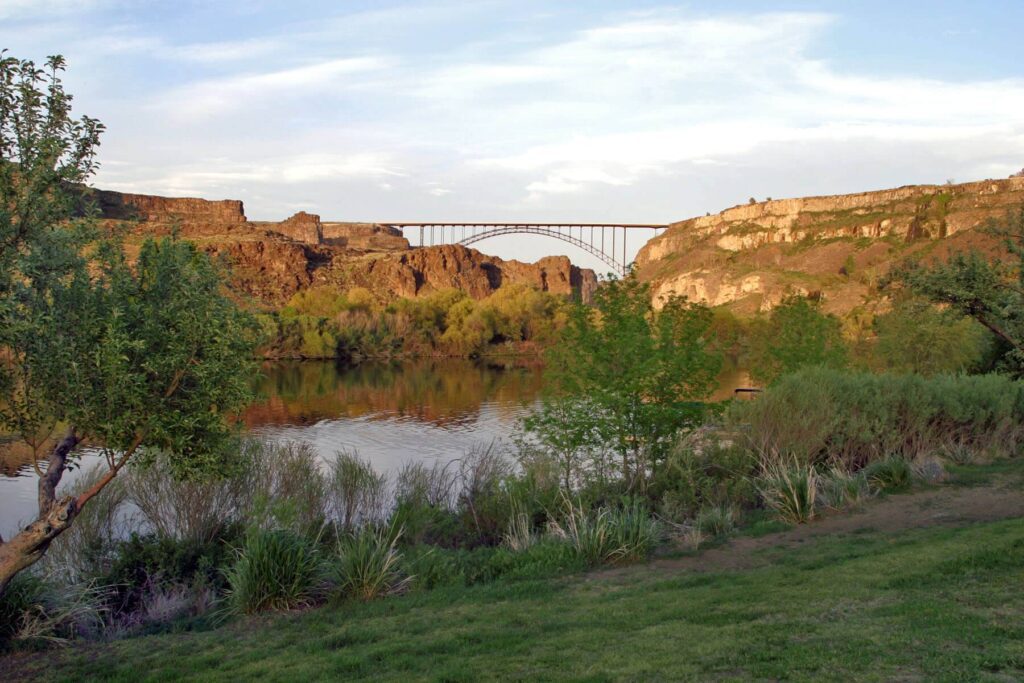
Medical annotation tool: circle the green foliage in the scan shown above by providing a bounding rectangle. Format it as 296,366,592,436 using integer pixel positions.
757,458,818,524
401,538,584,589
0,574,49,645
733,367,1024,468
818,466,870,510
0,52,258,593
329,451,389,533
863,456,914,492
696,504,737,538
555,498,662,566
332,525,409,601
888,208,1024,376
99,532,238,618
225,529,325,614
651,438,758,521
869,298,989,375
538,272,722,490
748,295,848,384
262,283,570,360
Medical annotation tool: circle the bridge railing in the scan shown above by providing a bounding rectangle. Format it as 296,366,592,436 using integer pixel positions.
380,223,666,277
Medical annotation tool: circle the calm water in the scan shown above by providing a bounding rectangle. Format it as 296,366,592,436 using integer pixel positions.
0,359,545,537
0,358,749,537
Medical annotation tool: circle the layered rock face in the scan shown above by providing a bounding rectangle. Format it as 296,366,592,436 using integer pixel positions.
635,177,1024,314
95,189,245,230
97,190,595,306
331,244,597,301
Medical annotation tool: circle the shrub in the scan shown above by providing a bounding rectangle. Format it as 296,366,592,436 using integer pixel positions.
392,460,457,546
696,504,737,538
610,501,662,562
457,443,514,546
818,466,870,511
333,525,409,601
98,531,238,619
225,529,324,614
0,574,106,648
863,456,914,492
42,464,127,581
555,498,660,566
652,436,758,520
733,368,1024,469
757,458,818,524
328,450,388,532
503,498,536,552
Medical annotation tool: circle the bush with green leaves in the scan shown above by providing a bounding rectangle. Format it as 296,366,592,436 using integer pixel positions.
225,529,325,614
748,295,848,385
536,272,722,492
651,437,758,521
733,367,1024,468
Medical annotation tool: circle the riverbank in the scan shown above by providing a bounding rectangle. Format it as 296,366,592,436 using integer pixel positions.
6,460,1022,681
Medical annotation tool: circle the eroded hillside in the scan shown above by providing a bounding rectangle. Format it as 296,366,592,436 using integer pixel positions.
635,177,1024,315
95,190,598,306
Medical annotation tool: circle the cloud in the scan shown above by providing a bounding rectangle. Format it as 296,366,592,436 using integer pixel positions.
427,10,1024,199
155,57,394,121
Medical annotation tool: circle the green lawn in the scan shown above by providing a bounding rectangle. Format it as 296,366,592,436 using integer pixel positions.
12,513,1024,682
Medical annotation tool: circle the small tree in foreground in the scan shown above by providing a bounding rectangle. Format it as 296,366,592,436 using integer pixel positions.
0,53,257,593
530,273,722,492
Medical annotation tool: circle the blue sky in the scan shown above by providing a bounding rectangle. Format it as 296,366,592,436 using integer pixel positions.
5,1,1024,269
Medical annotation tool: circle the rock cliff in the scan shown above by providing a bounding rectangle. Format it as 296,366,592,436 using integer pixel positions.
97,190,596,306
635,177,1024,314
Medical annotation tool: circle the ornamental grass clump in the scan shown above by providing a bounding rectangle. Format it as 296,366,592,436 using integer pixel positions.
556,497,660,566
863,455,914,492
758,458,818,524
818,466,871,511
696,504,737,538
333,525,410,601
225,529,324,614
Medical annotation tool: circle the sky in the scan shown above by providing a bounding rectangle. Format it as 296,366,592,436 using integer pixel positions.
5,0,1024,269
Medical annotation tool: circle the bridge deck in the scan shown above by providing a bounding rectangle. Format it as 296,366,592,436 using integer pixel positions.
382,222,667,276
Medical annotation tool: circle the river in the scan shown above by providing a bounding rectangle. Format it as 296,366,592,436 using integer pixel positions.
0,358,749,538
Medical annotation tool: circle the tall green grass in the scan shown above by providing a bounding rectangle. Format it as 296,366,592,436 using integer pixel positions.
733,368,1024,468
333,525,410,601
225,529,325,614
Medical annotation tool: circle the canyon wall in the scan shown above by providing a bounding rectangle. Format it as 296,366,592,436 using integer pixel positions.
635,177,1024,314
97,190,596,306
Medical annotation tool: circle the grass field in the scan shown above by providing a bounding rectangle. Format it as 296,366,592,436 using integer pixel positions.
6,469,1024,682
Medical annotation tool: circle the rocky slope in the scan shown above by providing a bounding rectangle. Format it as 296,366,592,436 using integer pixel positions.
635,177,1024,315
97,191,597,306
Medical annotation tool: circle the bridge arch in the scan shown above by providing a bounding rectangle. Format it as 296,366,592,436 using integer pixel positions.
381,223,665,277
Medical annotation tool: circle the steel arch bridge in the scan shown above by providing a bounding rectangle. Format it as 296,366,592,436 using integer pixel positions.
381,223,666,276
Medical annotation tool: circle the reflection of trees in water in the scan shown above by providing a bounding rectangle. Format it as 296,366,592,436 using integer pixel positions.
242,359,545,429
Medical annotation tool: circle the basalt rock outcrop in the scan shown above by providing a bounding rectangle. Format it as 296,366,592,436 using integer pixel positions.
97,190,596,306
635,177,1024,314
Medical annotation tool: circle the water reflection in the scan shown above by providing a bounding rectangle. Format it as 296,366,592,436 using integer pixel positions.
1,357,750,536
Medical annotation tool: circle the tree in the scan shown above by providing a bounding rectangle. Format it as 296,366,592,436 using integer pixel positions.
870,298,989,375
748,295,848,385
0,53,258,593
530,273,722,492
887,208,1024,376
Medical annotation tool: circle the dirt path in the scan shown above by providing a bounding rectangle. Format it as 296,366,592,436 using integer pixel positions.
597,477,1024,580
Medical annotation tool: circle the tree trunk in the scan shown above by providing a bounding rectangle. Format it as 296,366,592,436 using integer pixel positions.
0,428,80,594
0,496,78,593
